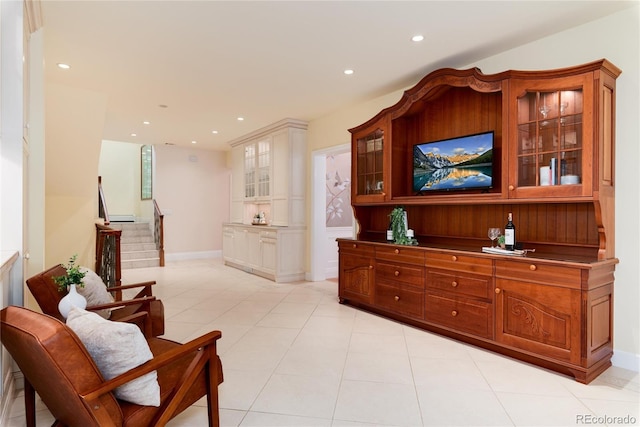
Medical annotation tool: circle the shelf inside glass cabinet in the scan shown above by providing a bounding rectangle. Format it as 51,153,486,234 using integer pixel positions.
516,89,583,187
356,129,384,195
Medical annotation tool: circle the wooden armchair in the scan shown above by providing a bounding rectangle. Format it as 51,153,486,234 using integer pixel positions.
1,306,223,427
26,264,164,337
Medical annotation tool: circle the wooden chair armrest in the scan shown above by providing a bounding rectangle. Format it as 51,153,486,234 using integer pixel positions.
106,281,156,292
86,296,156,311
107,281,156,301
80,330,222,401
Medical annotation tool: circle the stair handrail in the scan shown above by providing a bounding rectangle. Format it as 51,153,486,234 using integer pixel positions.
95,223,123,299
98,176,110,225
153,199,165,267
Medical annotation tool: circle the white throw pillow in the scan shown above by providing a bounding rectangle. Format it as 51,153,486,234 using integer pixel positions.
66,307,160,406
78,267,114,319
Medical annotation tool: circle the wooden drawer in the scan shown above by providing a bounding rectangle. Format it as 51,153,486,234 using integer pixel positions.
376,261,425,288
495,260,581,288
339,240,375,256
426,251,492,275
376,245,425,264
260,230,277,239
427,270,492,300
375,283,424,319
425,293,493,338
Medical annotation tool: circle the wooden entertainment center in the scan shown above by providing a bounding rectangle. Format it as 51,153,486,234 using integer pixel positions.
337,59,620,384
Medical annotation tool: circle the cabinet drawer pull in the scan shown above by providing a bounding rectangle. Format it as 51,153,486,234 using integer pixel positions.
394,249,400,254
451,255,457,261
352,243,357,248
451,310,458,317
394,270,400,276
508,185,515,191
529,264,537,271
495,288,501,294
369,265,374,270
451,281,458,288
394,295,400,302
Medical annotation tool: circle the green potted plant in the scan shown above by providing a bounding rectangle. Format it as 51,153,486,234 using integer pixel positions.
497,235,506,249
53,254,87,318
53,254,86,292
389,207,418,246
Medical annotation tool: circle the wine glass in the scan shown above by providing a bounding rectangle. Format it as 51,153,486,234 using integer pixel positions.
488,228,501,248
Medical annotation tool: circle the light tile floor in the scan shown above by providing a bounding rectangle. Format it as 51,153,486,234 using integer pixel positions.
8,259,640,426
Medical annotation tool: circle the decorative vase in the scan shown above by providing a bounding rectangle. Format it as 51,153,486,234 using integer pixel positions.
58,284,87,318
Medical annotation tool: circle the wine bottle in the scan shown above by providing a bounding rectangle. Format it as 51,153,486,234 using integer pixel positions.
505,212,516,251
386,219,394,242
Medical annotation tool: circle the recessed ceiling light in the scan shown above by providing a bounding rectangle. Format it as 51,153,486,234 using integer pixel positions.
131,133,137,137
344,69,354,75
143,121,150,125
212,130,218,134
237,117,244,121
57,63,71,69
191,140,197,144
412,35,424,42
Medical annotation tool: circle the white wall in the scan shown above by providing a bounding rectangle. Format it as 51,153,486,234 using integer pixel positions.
305,6,640,368
154,145,230,259
99,140,143,218
44,84,107,269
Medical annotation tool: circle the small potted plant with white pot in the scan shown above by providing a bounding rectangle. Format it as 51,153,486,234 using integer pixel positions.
53,254,87,318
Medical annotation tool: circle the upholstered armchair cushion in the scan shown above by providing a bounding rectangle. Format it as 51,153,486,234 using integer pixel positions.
66,307,160,406
78,267,114,318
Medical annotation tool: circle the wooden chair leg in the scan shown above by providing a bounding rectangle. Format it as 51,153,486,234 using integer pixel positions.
206,350,220,427
24,378,36,427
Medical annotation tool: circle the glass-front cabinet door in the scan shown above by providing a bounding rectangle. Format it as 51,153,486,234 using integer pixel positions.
244,144,256,198
257,139,270,197
244,139,271,200
509,74,593,198
352,126,386,203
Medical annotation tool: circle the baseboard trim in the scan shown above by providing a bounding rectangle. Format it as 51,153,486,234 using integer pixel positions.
612,349,640,372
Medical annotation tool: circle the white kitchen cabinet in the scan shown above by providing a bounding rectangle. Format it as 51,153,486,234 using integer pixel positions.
228,118,307,227
230,147,244,223
222,224,305,282
222,225,236,262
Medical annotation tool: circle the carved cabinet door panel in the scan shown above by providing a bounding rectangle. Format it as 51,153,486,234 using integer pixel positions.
495,278,581,365
338,241,375,304
339,254,374,304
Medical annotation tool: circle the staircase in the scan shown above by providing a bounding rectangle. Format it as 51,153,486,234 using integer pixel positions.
109,222,160,269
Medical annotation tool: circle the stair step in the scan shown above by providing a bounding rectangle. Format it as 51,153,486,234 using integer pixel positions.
109,221,160,270
121,249,160,261
122,242,157,251
119,229,153,238
121,236,155,244
109,222,150,231
122,258,160,269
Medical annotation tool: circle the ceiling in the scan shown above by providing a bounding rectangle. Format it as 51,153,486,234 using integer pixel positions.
41,1,635,151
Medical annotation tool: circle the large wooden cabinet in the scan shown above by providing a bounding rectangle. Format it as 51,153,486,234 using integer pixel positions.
338,60,620,384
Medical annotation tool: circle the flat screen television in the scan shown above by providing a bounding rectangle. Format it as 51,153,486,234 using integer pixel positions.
413,131,494,193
